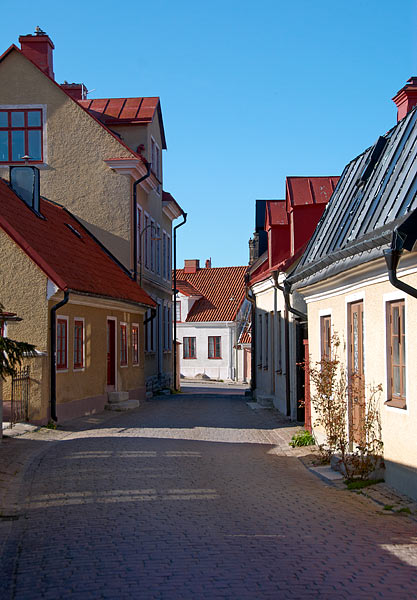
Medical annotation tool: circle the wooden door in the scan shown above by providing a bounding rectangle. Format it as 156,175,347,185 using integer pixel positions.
107,319,116,386
348,301,364,445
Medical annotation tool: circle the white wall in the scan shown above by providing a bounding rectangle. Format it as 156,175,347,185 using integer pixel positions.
177,322,235,380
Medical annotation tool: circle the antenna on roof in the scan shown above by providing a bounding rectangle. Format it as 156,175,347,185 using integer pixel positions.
86,88,96,95
35,26,46,35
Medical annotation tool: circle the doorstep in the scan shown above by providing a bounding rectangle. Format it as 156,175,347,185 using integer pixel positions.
2,422,41,438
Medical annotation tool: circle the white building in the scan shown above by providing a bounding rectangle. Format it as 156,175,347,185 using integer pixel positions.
175,260,249,382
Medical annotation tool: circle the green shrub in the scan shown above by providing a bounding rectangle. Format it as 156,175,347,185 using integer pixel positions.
289,430,315,448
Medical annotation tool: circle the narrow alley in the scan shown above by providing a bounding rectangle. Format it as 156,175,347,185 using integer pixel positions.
1,387,416,599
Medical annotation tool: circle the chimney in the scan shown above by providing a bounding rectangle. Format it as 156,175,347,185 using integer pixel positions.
61,82,87,100
392,77,417,122
19,27,55,79
205,258,212,269
184,259,200,274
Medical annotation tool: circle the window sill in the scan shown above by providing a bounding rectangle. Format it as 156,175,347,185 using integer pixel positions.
183,357,197,360
208,357,222,360
73,367,85,372
384,399,407,410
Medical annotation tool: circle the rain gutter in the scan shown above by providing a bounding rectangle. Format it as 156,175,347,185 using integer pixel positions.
383,209,417,299
173,212,187,390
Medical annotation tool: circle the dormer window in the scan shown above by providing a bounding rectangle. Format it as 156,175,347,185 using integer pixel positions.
0,108,43,163
151,137,161,181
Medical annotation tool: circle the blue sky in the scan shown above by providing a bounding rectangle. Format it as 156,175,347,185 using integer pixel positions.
5,1,417,267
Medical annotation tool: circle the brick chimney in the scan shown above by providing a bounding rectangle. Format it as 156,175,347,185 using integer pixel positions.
205,258,212,269
61,82,87,100
19,27,55,79
184,259,200,274
392,77,417,122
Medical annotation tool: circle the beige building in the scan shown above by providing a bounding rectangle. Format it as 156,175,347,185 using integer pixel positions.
289,78,417,500
0,29,183,394
0,175,155,424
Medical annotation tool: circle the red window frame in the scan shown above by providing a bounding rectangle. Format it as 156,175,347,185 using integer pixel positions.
0,109,43,163
73,320,84,369
183,337,196,359
208,336,221,359
132,325,139,365
120,323,128,366
57,318,68,370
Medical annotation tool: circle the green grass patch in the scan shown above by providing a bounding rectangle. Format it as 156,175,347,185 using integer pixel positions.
383,504,395,511
396,507,412,514
289,430,315,448
344,478,384,490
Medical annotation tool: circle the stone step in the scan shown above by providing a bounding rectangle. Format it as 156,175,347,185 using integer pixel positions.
256,395,274,408
107,391,129,404
105,399,140,412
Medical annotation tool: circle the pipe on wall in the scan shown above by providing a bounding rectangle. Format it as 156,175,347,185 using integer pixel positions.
173,212,187,390
50,290,69,422
244,273,256,392
132,161,152,282
271,271,291,417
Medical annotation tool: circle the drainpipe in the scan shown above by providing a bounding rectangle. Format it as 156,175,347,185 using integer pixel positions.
244,273,256,392
271,271,291,417
173,212,187,390
50,290,69,422
283,279,307,322
133,160,152,281
384,229,417,299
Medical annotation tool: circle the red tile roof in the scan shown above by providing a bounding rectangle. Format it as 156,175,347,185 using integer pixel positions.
175,280,202,297
286,176,339,208
175,266,247,322
0,179,155,308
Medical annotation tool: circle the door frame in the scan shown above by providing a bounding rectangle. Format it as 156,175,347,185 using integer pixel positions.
106,316,117,390
347,300,365,446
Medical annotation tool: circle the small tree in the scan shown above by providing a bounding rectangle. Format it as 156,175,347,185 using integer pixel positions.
308,333,383,479
0,303,36,380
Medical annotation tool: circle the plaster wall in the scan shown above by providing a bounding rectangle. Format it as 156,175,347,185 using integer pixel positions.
0,50,134,267
177,323,235,380
303,267,417,500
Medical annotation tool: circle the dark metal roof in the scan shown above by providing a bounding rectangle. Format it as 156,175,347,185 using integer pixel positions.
290,107,417,288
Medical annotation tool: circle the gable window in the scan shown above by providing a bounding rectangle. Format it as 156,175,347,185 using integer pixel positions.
57,317,68,370
386,300,406,409
0,108,43,163
120,323,128,366
320,315,332,361
132,324,139,365
151,137,161,180
183,337,196,359
208,336,221,359
73,319,84,369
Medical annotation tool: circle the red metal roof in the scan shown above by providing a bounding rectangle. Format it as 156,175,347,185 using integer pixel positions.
175,266,247,322
0,179,155,308
78,97,159,124
286,176,339,208
265,200,288,228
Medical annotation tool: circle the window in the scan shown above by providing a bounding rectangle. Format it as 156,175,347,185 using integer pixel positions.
151,137,161,180
320,315,332,361
120,323,128,366
166,235,171,281
208,336,221,359
144,214,150,269
176,301,181,322
73,319,84,369
263,313,269,369
132,324,139,365
162,232,167,278
183,337,196,359
137,205,142,263
258,313,262,367
57,317,68,370
156,224,161,275
386,300,406,409
167,306,172,350
277,310,282,373
0,108,43,163
150,218,155,272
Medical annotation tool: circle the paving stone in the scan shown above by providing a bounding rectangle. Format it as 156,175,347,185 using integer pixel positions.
0,388,416,599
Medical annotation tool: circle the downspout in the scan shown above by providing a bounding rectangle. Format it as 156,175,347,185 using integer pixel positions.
173,212,187,390
283,279,307,322
384,230,417,299
133,160,152,281
244,273,256,392
272,271,291,417
50,290,69,422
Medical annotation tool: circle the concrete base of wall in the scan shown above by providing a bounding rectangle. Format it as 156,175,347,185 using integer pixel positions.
56,394,108,423
384,460,417,502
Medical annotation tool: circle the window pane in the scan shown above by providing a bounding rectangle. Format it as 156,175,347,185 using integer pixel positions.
393,366,400,395
0,112,7,127
0,131,8,160
11,111,24,127
403,366,406,396
393,335,400,364
28,130,42,160
392,306,399,334
28,110,41,126
11,130,25,161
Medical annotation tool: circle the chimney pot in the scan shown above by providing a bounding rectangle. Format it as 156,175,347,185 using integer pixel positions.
19,29,55,79
61,83,87,100
184,259,200,274
205,258,212,269
392,76,417,122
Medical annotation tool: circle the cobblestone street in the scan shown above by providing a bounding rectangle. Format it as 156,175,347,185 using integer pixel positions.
1,387,417,599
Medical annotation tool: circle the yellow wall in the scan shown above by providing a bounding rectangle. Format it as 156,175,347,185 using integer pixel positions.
303,263,417,498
